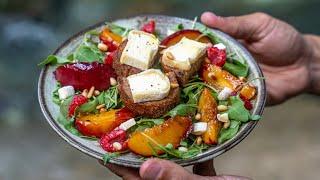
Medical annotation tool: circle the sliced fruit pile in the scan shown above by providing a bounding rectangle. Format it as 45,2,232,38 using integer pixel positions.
40,19,261,160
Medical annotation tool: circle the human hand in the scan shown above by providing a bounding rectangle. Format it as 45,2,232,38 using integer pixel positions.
201,12,314,105
101,159,249,180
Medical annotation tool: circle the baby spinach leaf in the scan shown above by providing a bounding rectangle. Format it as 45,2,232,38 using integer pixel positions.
74,45,104,63
223,61,249,77
38,55,72,66
218,120,241,143
228,96,251,122
60,96,73,118
77,98,99,113
165,104,197,117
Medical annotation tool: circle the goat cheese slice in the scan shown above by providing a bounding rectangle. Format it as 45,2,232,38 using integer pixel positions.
162,37,208,70
127,69,171,103
192,122,208,135
119,118,136,131
217,87,233,100
120,30,159,70
58,86,75,100
213,43,226,50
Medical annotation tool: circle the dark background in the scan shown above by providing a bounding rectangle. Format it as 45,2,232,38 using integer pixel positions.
1,0,320,179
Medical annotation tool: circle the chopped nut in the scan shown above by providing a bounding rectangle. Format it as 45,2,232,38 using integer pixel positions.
166,52,174,60
112,142,122,151
100,108,107,112
196,136,202,145
170,83,179,88
94,90,100,96
239,76,247,82
98,43,108,51
110,77,117,86
96,104,106,110
81,89,88,97
87,86,95,99
217,113,229,123
223,121,231,128
195,113,201,120
208,72,215,78
217,105,228,112
178,147,188,152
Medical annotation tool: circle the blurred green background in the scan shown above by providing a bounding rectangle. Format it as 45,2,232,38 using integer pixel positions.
1,0,320,179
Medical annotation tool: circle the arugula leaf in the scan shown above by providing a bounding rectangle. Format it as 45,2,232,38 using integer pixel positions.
60,96,73,118
77,98,99,113
228,96,251,122
104,86,120,109
194,23,223,44
52,83,62,105
103,152,120,164
165,104,197,117
57,114,81,136
106,23,130,36
223,61,249,77
218,120,241,143
38,55,72,66
129,118,164,132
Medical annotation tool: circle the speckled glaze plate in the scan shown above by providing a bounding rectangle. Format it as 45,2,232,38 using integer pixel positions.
38,15,266,168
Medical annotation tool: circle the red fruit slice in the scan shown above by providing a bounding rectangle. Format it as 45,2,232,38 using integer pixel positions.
100,129,128,152
104,51,116,65
207,46,226,67
141,20,156,34
240,94,253,110
68,95,88,117
54,62,115,91
161,29,212,47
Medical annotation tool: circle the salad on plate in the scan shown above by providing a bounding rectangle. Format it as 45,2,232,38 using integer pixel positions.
39,18,262,163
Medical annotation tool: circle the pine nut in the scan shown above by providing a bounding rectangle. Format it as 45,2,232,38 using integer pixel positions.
178,147,188,152
94,90,100,96
110,77,117,86
239,76,246,82
223,121,231,129
96,104,105,110
170,83,179,88
87,86,95,99
205,57,211,64
196,136,202,145
112,142,122,151
82,89,88,97
166,52,174,60
100,108,106,112
217,113,229,123
195,113,201,120
98,43,108,51
208,72,215,78
217,105,228,112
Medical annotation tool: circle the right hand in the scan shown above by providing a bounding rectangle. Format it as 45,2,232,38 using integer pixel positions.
201,12,313,105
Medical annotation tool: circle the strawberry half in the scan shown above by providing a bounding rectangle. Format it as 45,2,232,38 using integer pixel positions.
68,95,88,117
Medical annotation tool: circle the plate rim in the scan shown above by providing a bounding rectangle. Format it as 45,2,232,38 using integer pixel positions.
38,14,266,168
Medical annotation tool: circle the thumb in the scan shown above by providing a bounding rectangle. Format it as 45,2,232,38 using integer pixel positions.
201,11,273,41
140,158,204,180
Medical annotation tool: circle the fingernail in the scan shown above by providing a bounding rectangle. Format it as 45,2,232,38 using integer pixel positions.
141,162,162,180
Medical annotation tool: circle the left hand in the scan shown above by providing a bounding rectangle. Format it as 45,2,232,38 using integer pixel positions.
100,159,249,180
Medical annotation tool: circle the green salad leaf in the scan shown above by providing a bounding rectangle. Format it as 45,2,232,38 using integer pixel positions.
103,152,120,164
38,55,73,66
228,96,251,122
52,83,62,105
77,98,99,113
172,23,184,32
165,104,197,117
73,45,104,63
129,118,164,132
223,61,249,77
218,120,241,143
106,23,130,36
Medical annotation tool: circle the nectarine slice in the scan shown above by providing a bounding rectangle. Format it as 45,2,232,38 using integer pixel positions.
127,116,192,156
161,29,212,47
198,88,222,145
75,108,134,137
